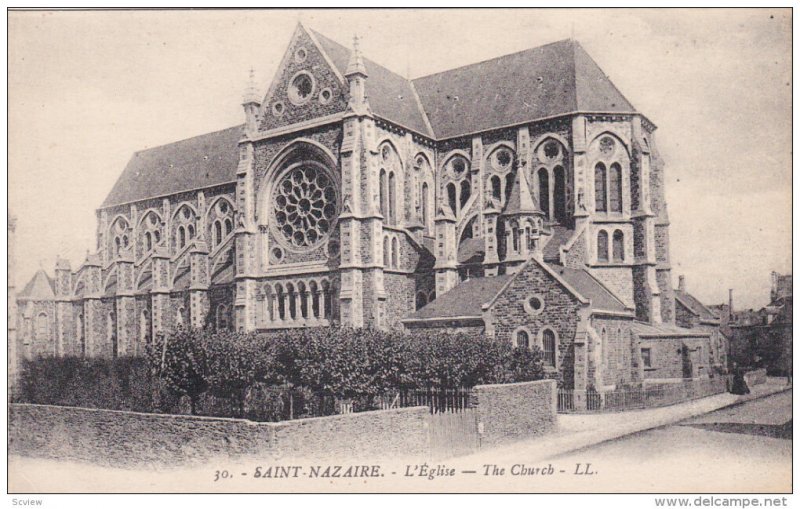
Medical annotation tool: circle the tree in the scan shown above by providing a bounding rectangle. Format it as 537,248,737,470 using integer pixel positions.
150,327,210,415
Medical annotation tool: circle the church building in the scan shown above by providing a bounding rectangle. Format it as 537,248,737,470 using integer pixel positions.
17,24,725,391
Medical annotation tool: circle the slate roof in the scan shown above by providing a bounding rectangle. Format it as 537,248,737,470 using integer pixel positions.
457,237,485,264
674,289,720,322
412,39,636,139
18,270,55,301
100,33,638,209
550,264,630,313
311,30,434,137
405,274,514,320
631,321,711,338
101,125,243,208
543,225,574,262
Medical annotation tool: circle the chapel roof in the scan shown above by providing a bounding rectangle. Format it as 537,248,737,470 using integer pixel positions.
674,288,720,322
18,269,56,301
405,258,631,322
101,31,638,209
412,38,637,139
101,125,243,208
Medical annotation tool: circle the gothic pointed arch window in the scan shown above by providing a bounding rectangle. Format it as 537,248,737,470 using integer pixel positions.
35,312,48,339
612,229,625,262
443,154,470,216
591,135,629,215
77,313,85,356
421,182,430,227
108,216,131,260
542,329,557,367
108,311,117,358
595,163,607,212
388,171,397,224
553,165,566,222
391,237,399,268
214,221,222,246
178,226,186,249
533,139,568,223
504,172,515,203
609,163,623,213
139,211,162,257
459,179,471,209
537,168,550,218
447,182,457,215
597,230,609,262
383,236,390,267
275,284,286,320
490,175,502,201
225,218,233,236
140,309,150,347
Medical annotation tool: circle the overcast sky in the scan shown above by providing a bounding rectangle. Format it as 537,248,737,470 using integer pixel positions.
8,8,791,310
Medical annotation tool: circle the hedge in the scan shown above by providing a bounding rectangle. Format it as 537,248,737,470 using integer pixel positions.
16,326,545,421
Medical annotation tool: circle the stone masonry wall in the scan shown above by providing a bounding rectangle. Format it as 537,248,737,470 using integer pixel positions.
470,379,557,448
9,404,430,468
487,261,582,387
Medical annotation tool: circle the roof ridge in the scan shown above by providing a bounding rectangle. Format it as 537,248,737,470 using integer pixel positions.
132,124,243,155
412,38,574,82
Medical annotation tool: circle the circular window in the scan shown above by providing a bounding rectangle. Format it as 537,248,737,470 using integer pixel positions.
294,47,307,64
288,72,315,105
270,246,284,264
182,208,191,220
272,163,339,251
495,149,512,168
218,201,228,214
319,88,333,105
148,214,158,227
599,136,615,156
451,157,467,175
272,101,285,117
543,141,560,160
381,145,392,161
523,295,545,315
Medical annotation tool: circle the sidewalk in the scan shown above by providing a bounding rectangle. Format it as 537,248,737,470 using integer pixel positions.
450,379,790,466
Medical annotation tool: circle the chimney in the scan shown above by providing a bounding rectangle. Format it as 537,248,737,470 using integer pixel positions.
728,289,734,318
678,275,686,293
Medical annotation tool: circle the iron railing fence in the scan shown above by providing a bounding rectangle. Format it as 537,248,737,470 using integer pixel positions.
557,377,728,413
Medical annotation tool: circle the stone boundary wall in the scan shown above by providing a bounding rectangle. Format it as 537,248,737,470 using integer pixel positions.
471,379,557,448
744,368,767,388
10,380,559,467
9,403,429,468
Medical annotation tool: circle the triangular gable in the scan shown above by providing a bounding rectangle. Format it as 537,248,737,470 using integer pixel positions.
483,257,590,313
259,23,349,132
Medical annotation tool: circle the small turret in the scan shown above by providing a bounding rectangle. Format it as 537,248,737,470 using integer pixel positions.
345,35,370,116
500,168,545,266
242,68,261,133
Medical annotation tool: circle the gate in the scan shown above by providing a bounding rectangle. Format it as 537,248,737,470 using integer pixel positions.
427,407,479,459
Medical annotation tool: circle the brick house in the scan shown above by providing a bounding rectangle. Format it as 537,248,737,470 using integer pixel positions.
19,24,720,391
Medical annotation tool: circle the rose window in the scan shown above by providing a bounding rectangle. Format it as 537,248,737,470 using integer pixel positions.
273,165,338,249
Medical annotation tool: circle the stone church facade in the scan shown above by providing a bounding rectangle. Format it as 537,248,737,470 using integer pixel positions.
18,24,725,391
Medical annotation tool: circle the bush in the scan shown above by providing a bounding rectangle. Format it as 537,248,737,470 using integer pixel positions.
16,356,156,412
